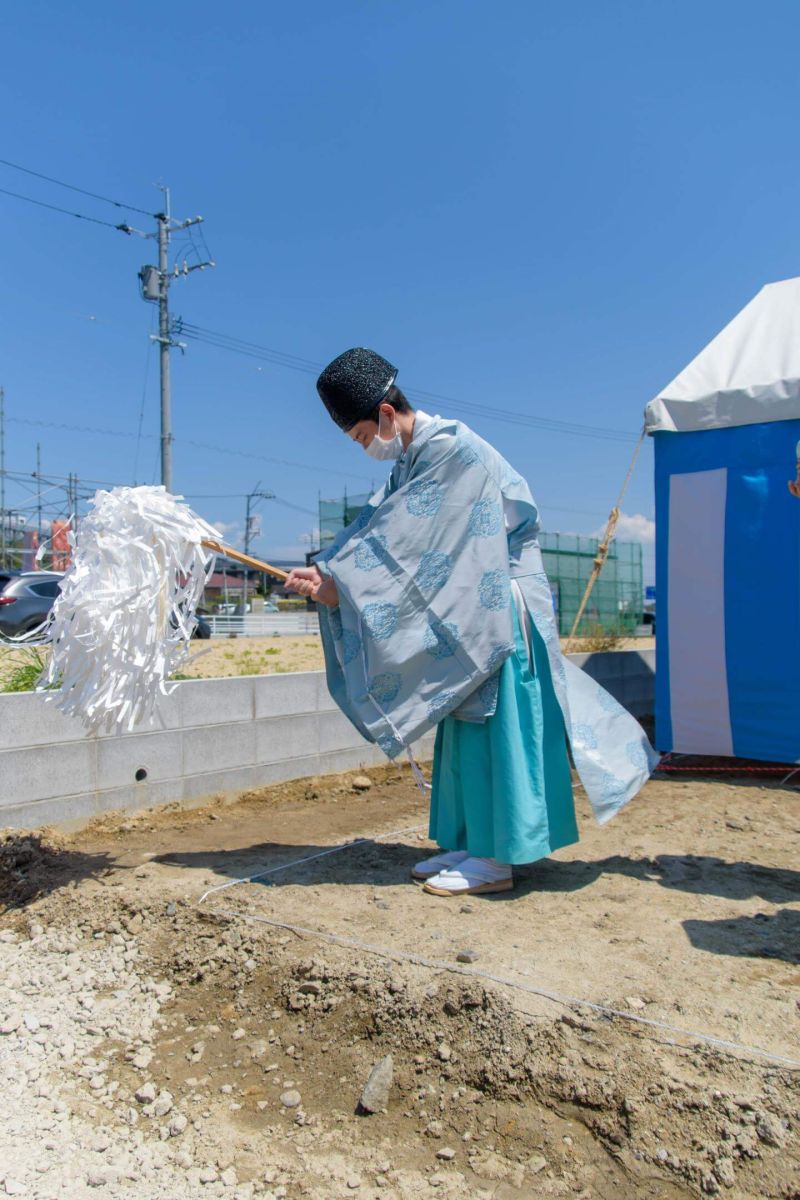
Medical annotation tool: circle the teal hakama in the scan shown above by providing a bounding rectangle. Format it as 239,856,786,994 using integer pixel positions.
428,599,578,865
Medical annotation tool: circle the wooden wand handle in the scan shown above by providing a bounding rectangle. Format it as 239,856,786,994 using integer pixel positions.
201,539,290,582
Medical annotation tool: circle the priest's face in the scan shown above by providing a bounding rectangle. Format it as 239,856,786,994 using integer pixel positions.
347,403,394,450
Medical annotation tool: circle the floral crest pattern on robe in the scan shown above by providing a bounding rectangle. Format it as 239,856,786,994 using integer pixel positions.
316,415,658,823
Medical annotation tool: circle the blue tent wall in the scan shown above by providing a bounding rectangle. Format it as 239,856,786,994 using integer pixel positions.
655,419,800,762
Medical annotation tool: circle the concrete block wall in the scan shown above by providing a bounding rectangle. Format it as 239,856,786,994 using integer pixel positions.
0,650,654,830
0,672,435,831
568,648,655,718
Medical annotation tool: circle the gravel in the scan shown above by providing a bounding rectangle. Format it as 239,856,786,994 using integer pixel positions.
0,923,201,1198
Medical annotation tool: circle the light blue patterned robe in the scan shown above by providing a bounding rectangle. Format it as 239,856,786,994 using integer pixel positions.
315,413,658,824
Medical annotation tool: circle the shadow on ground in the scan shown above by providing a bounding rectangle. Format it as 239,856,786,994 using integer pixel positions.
161,839,800,964
158,837,422,889
0,833,116,912
513,852,800,904
683,908,800,965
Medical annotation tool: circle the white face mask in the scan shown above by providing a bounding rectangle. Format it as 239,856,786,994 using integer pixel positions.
364,412,404,461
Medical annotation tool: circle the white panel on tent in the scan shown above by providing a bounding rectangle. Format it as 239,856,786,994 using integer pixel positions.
646,277,800,433
666,469,732,756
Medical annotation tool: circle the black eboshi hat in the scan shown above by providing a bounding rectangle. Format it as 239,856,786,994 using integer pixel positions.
316,347,398,431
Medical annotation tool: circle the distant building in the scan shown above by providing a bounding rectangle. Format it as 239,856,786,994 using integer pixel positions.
203,553,306,609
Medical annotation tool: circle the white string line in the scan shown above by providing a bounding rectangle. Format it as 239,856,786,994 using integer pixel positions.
196,823,427,904
203,903,800,1072
194,822,800,1071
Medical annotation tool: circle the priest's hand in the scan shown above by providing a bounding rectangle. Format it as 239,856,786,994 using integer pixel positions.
285,565,323,597
313,576,339,608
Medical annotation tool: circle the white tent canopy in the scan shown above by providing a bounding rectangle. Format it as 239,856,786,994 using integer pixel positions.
645,276,800,434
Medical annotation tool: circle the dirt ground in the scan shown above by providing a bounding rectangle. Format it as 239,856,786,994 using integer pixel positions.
0,634,656,689
179,637,326,679
0,637,327,689
0,763,797,1199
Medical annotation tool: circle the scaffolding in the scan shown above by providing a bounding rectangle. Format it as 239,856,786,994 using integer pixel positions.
540,531,643,636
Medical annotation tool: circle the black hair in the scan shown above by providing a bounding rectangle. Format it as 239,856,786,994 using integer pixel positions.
367,385,414,423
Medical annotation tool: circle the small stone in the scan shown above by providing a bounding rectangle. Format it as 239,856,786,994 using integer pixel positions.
352,776,372,791
456,950,479,964
200,1166,219,1183
232,1028,246,1040
656,1148,669,1162
725,820,745,831
280,1090,301,1108
132,1049,153,1070
459,905,474,914
135,1082,157,1104
714,1157,736,1188
346,1177,361,1189
755,1113,785,1147
0,1014,22,1035
169,1113,188,1136
221,1167,238,1187
528,1154,547,1174
359,1055,393,1114
625,996,646,1011
437,1043,451,1062
436,1147,456,1161
152,1090,174,1117
3,1178,25,1196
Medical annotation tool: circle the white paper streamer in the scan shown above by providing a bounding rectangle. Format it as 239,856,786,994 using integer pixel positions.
38,485,222,733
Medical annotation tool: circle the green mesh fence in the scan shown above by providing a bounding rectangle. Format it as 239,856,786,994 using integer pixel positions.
540,532,643,636
319,492,372,549
318,496,643,636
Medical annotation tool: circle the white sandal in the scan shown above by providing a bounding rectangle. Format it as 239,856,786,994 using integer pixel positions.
423,856,513,896
411,850,469,880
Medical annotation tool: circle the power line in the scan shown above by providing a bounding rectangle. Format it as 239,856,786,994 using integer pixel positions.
180,435,374,482
0,157,155,217
0,185,135,233
5,416,374,483
177,322,322,376
176,321,640,445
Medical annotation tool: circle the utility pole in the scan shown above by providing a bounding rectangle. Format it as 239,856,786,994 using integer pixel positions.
157,213,172,492
137,187,214,493
242,485,275,614
0,386,5,570
36,443,42,543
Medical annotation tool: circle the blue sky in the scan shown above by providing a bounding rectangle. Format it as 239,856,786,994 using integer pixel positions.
2,1,799,581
